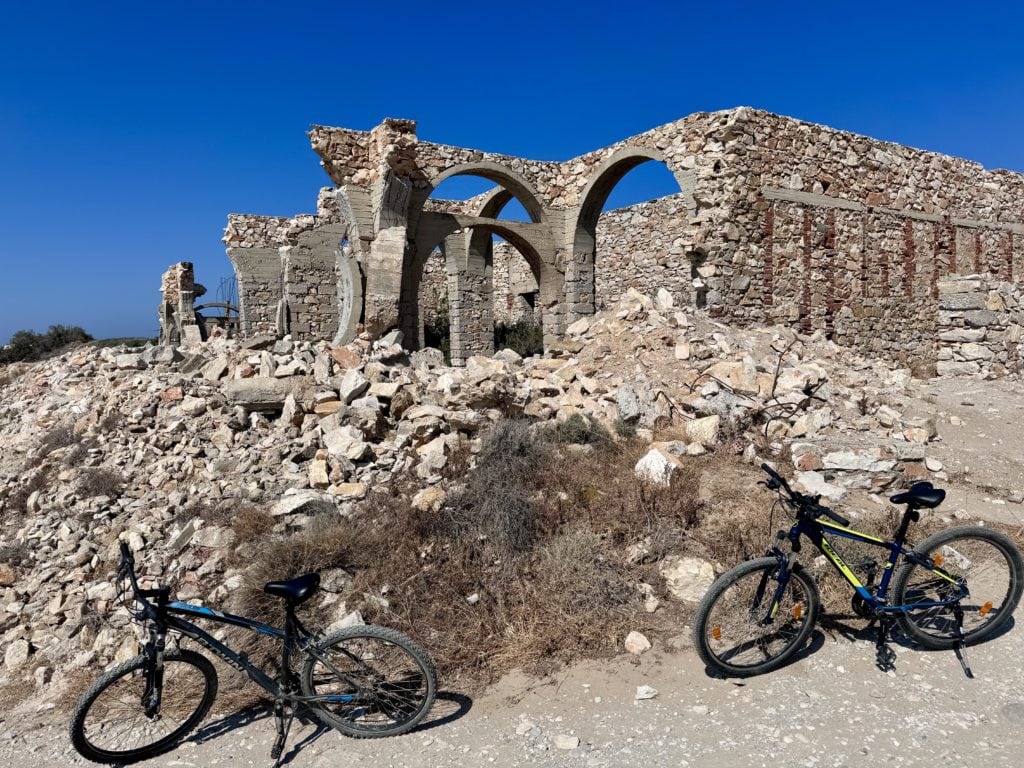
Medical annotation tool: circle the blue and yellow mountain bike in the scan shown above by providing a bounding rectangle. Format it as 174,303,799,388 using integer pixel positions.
694,464,1023,677
69,543,437,765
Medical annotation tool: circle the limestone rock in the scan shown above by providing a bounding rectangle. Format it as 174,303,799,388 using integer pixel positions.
624,630,652,655
659,556,715,603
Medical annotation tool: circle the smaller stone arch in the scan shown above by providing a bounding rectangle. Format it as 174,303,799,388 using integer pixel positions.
566,146,696,321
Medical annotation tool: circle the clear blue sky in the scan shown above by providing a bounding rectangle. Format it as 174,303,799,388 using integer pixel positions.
2,1,1023,341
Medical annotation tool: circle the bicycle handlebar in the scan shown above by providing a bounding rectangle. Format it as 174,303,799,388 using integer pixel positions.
117,542,169,608
760,463,850,527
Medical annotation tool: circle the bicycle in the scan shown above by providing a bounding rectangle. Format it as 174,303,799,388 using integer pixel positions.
69,542,437,766
693,463,1023,678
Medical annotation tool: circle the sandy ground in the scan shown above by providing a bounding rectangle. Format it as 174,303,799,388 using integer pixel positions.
2,622,1021,768
3,377,1024,768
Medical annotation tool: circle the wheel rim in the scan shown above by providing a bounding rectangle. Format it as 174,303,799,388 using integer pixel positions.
306,635,430,732
902,535,1015,640
80,658,210,757
703,567,813,671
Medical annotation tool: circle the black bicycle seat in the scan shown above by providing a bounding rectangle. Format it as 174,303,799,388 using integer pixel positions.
263,573,320,605
889,481,945,509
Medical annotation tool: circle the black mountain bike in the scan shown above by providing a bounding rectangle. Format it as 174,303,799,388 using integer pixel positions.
694,464,1023,678
69,543,437,766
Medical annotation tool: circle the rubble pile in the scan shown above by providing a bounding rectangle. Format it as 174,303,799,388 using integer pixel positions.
0,290,944,696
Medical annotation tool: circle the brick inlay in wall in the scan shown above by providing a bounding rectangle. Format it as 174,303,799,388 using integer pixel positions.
763,204,775,306
1006,232,1015,281
824,209,837,337
800,209,812,334
861,213,870,298
903,219,916,297
947,219,957,275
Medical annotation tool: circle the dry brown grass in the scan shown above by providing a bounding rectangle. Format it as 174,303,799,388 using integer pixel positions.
227,418,1024,687
229,421,778,686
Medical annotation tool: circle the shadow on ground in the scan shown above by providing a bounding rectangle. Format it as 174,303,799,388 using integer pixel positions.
186,690,473,764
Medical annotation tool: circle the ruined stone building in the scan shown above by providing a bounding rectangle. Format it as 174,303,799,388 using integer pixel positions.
218,107,1024,373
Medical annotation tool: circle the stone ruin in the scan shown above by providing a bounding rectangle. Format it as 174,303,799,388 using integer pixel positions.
200,107,1024,374
158,262,204,345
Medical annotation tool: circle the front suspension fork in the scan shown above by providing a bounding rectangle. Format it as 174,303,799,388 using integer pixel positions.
142,628,166,718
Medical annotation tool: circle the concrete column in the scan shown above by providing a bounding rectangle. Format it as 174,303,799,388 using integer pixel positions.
226,247,284,337
446,234,494,366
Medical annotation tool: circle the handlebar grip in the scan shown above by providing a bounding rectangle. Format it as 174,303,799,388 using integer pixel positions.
815,504,850,527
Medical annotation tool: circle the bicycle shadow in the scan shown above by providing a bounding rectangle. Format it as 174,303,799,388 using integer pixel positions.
185,690,473,765
700,628,827,678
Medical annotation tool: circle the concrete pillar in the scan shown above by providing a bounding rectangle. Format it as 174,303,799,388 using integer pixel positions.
446,234,494,366
227,247,284,337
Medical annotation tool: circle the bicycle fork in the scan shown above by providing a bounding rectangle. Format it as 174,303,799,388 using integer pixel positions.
142,628,166,719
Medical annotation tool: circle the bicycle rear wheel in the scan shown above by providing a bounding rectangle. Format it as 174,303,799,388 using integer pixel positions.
893,526,1023,649
693,557,820,677
301,625,437,738
69,649,218,764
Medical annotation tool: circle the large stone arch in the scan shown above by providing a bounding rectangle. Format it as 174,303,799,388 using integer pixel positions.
565,147,695,319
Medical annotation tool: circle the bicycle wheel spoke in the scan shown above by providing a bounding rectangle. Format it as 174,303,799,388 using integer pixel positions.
72,652,216,763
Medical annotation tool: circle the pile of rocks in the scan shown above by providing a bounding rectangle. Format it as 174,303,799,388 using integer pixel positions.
0,289,943,695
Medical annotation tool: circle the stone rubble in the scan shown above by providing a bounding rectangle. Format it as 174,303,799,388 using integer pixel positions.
0,288,945,699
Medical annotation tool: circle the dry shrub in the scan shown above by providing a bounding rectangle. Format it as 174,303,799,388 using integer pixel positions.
39,424,79,454
234,419,1015,686
5,466,52,516
76,468,124,499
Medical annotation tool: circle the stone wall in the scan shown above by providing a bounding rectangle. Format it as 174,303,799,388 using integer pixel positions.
936,275,1024,376
223,107,1024,374
158,262,201,344
711,110,1024,370
224,214,290,337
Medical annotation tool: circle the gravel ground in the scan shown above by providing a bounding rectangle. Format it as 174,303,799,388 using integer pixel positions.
3,620,1022,768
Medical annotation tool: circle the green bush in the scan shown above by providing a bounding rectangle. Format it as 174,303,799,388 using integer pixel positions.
0,325,93,364
495,320,543,358
551,413,611,445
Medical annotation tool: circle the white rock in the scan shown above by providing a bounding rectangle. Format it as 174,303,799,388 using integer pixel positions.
684,415,720,447
635,685,658,700
634,448,682,487
624,631,652,655
553,734,579,750
659,556,715,603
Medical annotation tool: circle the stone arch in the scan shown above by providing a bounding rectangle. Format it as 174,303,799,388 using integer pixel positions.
410,161,546,232
404,216,555,364
567,146,695,318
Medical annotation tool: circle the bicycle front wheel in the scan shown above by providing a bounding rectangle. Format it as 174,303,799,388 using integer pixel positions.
301,625,437,738
693,557,820,677
69,649,218,764
893,526,1023,649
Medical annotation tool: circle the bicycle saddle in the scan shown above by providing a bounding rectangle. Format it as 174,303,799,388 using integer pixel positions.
889,481,945,509
263,573,320,605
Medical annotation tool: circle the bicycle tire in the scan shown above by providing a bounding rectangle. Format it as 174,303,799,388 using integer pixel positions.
69,648,218,764
893,526,1023,650
300,625,437,738
693,556,820,677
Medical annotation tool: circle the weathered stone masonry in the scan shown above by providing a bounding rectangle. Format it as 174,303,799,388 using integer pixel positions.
220,107,1024,373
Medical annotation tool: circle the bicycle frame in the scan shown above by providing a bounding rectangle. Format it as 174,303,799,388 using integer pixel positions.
768,514,967,616
139,600,361,707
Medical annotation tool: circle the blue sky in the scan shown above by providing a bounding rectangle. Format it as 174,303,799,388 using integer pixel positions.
1,1,1022,340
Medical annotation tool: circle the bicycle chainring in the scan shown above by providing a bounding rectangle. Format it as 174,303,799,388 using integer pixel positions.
851,593,874,619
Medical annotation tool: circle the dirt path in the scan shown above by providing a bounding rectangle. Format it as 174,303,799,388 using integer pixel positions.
4,619,1022,768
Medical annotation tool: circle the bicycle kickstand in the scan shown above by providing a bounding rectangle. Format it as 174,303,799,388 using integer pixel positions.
953,604,974,679
270,698,295,768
